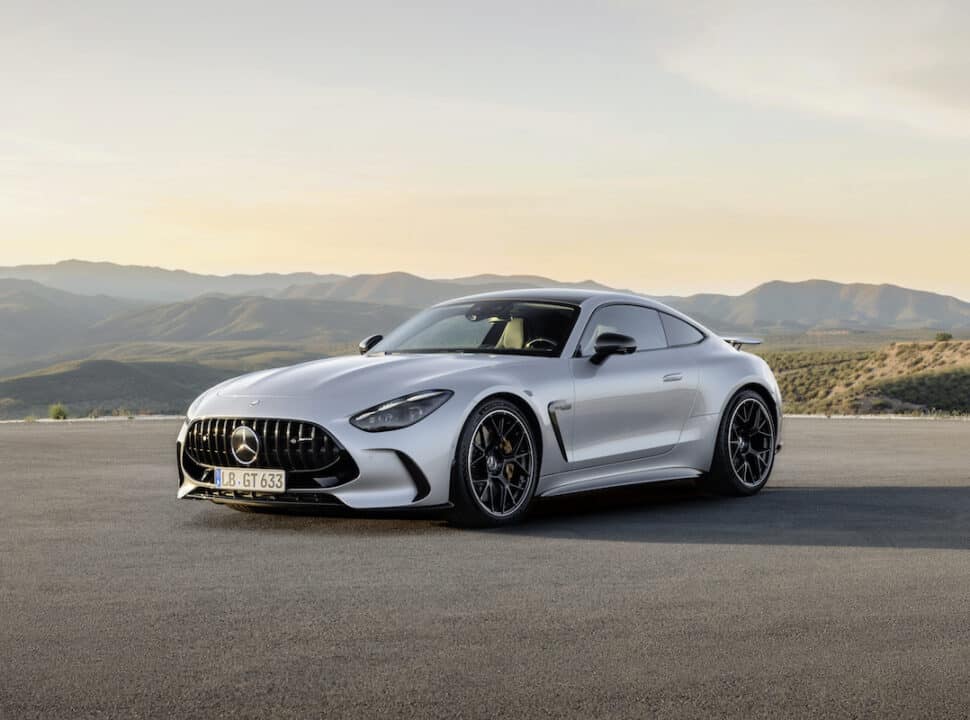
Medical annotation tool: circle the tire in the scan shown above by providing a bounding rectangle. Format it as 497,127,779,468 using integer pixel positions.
702,389,777,496
449,398,541,528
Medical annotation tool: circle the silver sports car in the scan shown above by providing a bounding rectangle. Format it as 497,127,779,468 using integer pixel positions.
176,289,782,526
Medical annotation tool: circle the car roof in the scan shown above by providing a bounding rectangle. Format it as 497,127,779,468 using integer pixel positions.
438,287,657,309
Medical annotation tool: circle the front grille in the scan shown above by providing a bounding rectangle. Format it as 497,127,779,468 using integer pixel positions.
184,417,345,473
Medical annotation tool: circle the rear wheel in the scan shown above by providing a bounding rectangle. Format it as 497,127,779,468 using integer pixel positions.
449,399,540,527
703,390,777,496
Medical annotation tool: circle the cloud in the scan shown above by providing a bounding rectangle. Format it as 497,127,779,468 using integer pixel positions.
657,1,970,137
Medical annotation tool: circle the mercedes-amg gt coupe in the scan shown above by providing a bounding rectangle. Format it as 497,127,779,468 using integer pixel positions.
176,289,782,526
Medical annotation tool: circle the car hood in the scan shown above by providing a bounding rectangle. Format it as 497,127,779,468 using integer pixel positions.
206,353,538,415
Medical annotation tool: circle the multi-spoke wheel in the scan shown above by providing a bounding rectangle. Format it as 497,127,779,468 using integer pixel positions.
450,398,539,527
703,389,777,496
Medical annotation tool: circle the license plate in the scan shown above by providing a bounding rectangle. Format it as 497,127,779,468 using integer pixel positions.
213,467,286,493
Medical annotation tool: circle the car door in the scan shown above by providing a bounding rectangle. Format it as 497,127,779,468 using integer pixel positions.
568,304,699,464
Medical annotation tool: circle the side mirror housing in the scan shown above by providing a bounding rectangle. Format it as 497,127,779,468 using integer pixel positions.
358,334,383,355
591,332,636,365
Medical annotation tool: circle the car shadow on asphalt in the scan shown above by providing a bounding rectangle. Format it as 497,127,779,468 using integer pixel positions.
500,480,970,550
186,479,970,550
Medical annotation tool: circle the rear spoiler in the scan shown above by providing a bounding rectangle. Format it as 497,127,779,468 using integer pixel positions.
722,337,763,350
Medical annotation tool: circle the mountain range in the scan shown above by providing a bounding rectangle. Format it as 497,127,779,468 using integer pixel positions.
659,280,970,333
0,260,615,303
0,260,339,302
1,261,968,418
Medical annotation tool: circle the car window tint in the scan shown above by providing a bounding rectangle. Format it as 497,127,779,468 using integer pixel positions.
580,305,667,356
377,301,580,355
661,313,704,346
396,313,493,350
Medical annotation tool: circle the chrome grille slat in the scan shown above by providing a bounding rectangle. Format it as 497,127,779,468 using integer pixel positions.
309,424,316,469
203,420,215,465
216,418,224,465
221,418,230,466
255,418,265,466
184,417,342,473
298,422,307,470
272,419,281,468
284,420,293,470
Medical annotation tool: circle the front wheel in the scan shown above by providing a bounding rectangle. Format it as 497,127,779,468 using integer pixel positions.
449,399,540,527
703,390,777,496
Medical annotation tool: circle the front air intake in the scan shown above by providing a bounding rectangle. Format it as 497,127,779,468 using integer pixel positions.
183,417,344,472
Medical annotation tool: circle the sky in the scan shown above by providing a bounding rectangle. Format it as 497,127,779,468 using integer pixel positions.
1,0,968,297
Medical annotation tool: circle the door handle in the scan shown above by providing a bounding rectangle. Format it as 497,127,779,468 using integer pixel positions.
663,372,683,383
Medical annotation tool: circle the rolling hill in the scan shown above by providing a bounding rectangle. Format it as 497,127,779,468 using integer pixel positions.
0,259,340,302
0,260,616,304
276,271,617,306
759,340,970,414
0,360,235,419
2,263,970,418
86,295,413,345
0,279,140,367
661,280,970,332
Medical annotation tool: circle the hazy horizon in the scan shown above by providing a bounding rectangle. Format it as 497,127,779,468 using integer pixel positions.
5,256,970,303
3,1,968,298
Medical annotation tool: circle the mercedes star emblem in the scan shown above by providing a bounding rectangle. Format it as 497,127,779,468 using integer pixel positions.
230,425,260,465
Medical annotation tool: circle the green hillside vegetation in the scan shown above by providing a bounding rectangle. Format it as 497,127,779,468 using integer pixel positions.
88,296,412,345
759,340,970,414
0,279,140,367
3,265,970,418
0,360,234,419
865,368,970,413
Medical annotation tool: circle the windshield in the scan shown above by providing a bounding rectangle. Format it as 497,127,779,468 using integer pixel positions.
373,301,580,356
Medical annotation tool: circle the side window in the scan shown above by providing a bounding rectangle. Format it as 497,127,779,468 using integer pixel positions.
579,305,667,356
661,313,704,347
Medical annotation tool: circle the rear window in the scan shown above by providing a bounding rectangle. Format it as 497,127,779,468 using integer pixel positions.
661,313,704,346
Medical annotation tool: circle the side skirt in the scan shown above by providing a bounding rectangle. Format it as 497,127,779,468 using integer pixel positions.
537,463,704,498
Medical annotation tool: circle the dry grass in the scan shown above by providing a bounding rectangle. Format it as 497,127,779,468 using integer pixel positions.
759,340,970,414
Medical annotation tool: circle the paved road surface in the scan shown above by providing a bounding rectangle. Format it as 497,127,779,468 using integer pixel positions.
2,418,969,718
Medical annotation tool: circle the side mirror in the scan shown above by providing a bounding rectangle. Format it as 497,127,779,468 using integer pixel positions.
591,332,636,365
358,334,383,355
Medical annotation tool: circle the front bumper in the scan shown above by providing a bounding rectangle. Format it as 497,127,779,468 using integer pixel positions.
176,404,462,510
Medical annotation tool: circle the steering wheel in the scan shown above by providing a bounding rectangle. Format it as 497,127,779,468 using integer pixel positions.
525,338,558,352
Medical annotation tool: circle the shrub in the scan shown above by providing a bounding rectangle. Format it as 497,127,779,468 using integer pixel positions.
935,332,953,342
48,403,68,420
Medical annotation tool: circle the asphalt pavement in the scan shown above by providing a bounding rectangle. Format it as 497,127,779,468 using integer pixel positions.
1,417,969,718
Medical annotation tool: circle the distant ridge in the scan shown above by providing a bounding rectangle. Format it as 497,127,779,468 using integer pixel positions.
2,266,970,418
0,278,140,367
87,295,414,344
660,279,970,332
0,260,341,302
2,265,970,376
276,271,618,306
0,260,619,303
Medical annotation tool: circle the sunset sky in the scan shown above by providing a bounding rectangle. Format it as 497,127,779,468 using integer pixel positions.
2,1,968,297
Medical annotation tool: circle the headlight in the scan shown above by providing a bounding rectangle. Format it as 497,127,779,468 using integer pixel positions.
350,390,453,432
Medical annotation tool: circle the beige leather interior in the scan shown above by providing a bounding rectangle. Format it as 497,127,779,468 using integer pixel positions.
495,318,525,349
